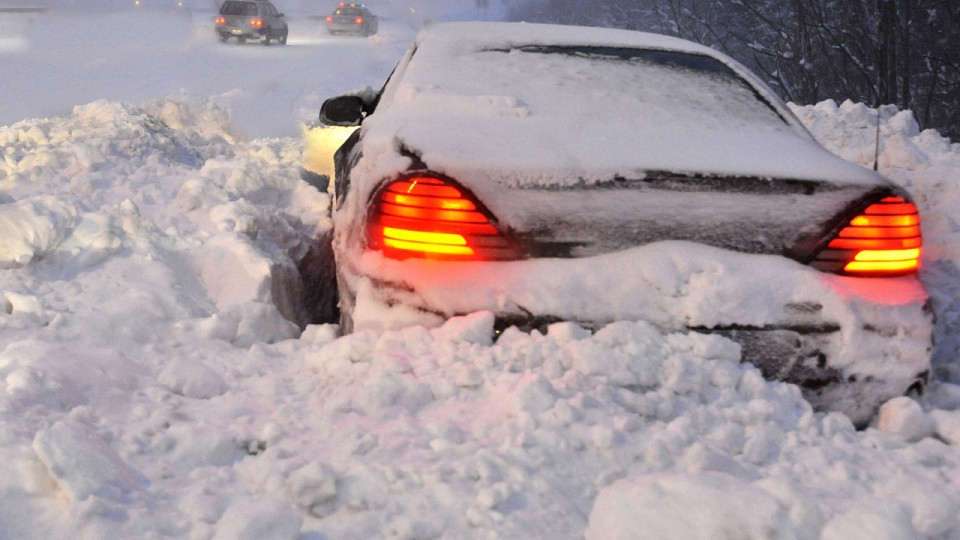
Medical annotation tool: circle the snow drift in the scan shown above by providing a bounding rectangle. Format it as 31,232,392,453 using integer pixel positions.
1,48,960,540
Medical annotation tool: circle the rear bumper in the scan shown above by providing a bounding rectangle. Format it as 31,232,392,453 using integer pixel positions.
338,241,933,425
216,26,266,39
699,324,929,426
326,22,367,33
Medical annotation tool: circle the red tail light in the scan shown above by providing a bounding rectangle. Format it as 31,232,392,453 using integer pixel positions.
368,176,522,261
326,15,333,22
215,16,225,24
355,17,364,24
250,18,263,27
811,196,922,275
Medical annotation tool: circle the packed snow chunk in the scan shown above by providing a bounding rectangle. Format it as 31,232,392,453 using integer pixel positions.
568,321,672,388
309,329,379,373
159,422,240,474
195,235,278,309
298,323,340,346
754,477,826,540
878,474,960,537
680,442,760,480
821,499,921,540
585,472,798,540
431,311,495,345
228,301,300,347
158,358,224,399
53,213,124,269
505,372,558,417
0,196,77,268
194,233,305,329
876,396,934,442
0,341,138,412
286,462,338,513
546,321,593,341
32,420,144,503
1,291,45,321
928,382,960,410
212,497,303,540
930,410,960,446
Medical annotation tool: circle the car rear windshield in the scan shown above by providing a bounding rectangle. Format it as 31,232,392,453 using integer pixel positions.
334,7,364,15
220,1,258,15
474,45,789,126
503,46,737,78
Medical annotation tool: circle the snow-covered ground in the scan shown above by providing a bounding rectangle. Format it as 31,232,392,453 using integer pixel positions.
1,8,960,540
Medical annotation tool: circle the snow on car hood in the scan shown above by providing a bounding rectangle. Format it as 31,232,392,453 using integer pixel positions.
361,22,885,189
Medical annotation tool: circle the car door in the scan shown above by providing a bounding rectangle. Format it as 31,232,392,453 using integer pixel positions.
261,2,282,36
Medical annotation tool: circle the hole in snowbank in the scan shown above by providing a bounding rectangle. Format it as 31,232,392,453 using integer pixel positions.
295,228,340,327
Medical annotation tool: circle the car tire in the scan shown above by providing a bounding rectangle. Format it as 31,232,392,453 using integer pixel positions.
279,30,288,44
263,30,271,45
238,36,247,43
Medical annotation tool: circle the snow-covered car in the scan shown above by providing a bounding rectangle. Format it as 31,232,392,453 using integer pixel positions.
315,22,932,425
215,0,288,45
325,2,378,36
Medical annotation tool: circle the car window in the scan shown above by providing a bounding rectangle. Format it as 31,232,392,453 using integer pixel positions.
502,46,737,77
490,45,789,123
220,1,257,15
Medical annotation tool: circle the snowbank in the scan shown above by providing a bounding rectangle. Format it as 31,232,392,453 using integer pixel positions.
1,95,959,538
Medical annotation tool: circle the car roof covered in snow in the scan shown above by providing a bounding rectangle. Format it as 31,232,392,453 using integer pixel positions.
361,21,886,188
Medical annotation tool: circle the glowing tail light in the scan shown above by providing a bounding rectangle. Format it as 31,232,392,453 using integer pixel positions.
250,18,263,27
355,17,364,24
368,176,522,261
215,16,225,24
326,15,333,22
811,196,922,275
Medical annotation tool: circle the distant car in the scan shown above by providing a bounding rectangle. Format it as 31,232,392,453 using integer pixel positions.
215,0,288,45
315,22,932,425
325,2,378,36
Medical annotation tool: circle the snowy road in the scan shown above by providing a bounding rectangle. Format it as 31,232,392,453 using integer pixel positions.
0,9,414,137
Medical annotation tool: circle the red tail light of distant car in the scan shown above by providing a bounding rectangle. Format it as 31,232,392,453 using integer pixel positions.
368,176,522,261
215,16,225,24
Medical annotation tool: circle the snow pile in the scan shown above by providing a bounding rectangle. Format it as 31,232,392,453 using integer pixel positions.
0,95,959,538
0,98,330,344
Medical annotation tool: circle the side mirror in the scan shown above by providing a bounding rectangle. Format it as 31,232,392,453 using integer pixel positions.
320,96,366,127
277,12,285,17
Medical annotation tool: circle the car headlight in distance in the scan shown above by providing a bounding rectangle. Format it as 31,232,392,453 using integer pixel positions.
811,195,922,275
367,175,522,261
